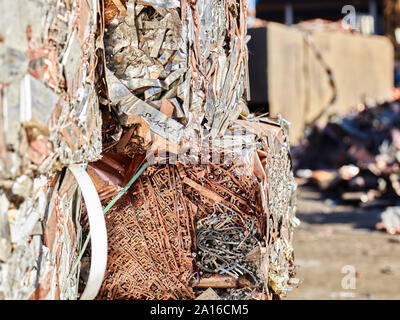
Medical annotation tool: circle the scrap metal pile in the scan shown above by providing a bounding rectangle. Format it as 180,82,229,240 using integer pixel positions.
0,0,299,300
293,99,400,234
0,0,102,299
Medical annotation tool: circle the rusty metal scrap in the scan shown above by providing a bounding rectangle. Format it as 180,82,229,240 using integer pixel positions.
87,6,300,294
293,99,400,205
293,99,400,236
194,274,253,289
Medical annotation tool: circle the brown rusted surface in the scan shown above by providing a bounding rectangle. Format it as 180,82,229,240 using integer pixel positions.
104,0,128,26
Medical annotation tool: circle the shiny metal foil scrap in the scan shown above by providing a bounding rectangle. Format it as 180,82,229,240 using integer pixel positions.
0,0,102,299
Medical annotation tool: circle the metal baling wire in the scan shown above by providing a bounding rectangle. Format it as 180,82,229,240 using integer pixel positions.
67,161,150,283
197,202,260,283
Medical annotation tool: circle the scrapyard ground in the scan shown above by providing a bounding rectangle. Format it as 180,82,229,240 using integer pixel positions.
286,186,400,300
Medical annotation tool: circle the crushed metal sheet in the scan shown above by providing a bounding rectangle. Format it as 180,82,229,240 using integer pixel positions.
0,0,103,299
102,0,250,143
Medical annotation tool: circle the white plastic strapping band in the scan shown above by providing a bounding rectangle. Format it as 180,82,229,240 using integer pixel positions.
69,164,108,300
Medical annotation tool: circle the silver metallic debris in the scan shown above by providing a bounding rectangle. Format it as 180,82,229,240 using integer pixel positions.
0,0,102,299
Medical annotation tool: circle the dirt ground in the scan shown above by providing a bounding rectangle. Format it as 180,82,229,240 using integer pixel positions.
286,186,400,300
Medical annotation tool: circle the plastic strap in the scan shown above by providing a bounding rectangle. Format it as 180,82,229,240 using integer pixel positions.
68,164,108,300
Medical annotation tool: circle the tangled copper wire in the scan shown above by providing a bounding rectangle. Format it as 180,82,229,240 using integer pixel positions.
97,165,195,299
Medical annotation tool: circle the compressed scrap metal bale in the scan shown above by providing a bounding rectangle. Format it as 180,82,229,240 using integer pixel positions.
0,0,299,300
0,0,102,299
89,115,299,300
80,0,299,300
0,173,84,299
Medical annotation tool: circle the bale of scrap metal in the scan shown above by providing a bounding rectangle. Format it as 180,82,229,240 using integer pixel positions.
88,116,299,300
0,0,102,299
80,0,299,300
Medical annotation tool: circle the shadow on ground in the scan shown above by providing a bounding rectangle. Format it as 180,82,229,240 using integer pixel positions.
286,186,400,300
296,209,381,230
